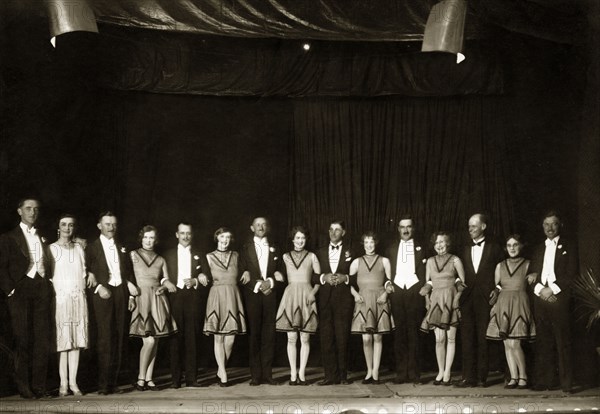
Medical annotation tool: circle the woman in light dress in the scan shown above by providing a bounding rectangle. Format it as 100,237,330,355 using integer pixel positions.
203,227,247,387
486,234,536,389
349,231,394,384
129,225,177,391
51,214,89,396
275,226,320,385
419,232,465,385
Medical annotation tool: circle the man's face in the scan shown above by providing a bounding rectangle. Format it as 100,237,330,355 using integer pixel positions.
176,224,193,247
251,217,269,238
18,199,40,227
468,215,486,240
97,215,118,239
398,219,414,241
328,223,345,244
543,216,561,239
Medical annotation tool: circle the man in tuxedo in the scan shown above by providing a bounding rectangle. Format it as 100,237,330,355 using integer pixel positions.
0,198,53,399
86,211,138,395
384,215,426,384
164,223,211,388
528,211,576,393
239,217,285,385
456,213,503,388
314,220,354,385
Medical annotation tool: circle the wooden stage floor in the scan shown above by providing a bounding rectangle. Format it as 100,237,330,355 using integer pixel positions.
1,367,599,413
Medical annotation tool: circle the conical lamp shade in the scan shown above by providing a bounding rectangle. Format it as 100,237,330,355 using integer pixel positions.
421,0,467,54
47,0,98,37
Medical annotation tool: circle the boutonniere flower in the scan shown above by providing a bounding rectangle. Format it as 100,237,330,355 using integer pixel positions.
120,247,127,254
269,247,275,253
196,265,201,269
416,246,421,251
41,237,47,243
557,245,563,250
194,255,200,260
345,251,351,258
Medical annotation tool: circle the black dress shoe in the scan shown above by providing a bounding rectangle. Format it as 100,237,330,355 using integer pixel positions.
33,389,54,399
98,389,109,396
19,389,36,399
393,378,405,384
455,379,476,388
186,381,206,388
477,380,488,388
532,384,548,391
170,382,181,389
317,379,335,386
109,386,125,394
340,379,352,385
249,379,260,386
263,378,279,385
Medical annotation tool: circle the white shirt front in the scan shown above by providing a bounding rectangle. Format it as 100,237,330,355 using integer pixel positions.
329,243,342,274
254,236,270,279
534,236,562,296
20,222,45,278
471,238,485,273
177,244,192,289
394,239,418,289
100,234,122,287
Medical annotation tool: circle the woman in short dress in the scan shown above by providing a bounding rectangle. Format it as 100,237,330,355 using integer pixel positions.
419,232,465,385
350,231,394,384
51,214,89,396
275,226,320,385
486,234,536,389
203,227,247,387
129,225,178,391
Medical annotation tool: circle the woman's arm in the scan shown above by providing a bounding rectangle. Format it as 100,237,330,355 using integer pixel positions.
453,256,466,283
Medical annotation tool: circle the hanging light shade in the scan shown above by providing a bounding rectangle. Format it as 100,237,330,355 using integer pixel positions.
421,0,467,56
47,0,98,38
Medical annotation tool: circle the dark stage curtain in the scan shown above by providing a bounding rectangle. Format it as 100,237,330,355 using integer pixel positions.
290,97,516,250
94,25,504,97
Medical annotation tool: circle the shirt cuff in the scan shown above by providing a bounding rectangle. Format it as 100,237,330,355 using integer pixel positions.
533,283,544,296
496,284,502,291
160,277,168,285
267,278,275,289
549,282,561,295
94,284,102,294
343,275,349,285
8,289,14,297
253,281,262,293
427,280,433,286
320,274,326,285
193,278,199,290
384,280,392,289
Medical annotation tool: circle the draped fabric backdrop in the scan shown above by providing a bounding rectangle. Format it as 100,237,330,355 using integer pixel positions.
290,98,515,249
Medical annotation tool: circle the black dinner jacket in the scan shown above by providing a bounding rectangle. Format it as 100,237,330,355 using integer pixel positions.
461,239,503,303
313,243,354,306
85,237,133,288
0,226,53,295
239,238,284,292
164,246,212,288
385,240,426,286
528,237,577,297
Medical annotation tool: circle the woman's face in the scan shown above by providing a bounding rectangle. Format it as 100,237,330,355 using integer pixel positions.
434,235,449,255
142,231,156,250
58,218,75,239
217,232,232,250
292,232,306,250
506,238,522,258
363,236,376,254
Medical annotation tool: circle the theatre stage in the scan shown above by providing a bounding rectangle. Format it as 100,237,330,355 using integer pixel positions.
1,367,598,413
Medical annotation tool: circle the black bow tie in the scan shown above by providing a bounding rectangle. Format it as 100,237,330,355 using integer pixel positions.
330,244,341,250
472,239,485,247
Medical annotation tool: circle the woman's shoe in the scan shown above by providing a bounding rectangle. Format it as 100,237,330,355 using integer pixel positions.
146,381,159,391
433,380,442,386
372,379,381,385
362,377,373,384
505,379,518,389
69,384,83,396
134,380,147,391
59,384,69,397
517,378,528,390
297,379,308,386
442,380,452,386
219,381,229,387
288,379,298,386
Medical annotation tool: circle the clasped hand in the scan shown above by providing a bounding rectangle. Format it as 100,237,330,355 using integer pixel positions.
376,291,388,304
539,286,557,302
324,273,345,286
